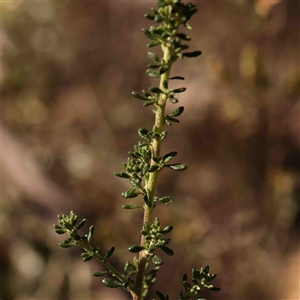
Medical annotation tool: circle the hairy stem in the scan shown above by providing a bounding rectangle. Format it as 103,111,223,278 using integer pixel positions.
73,238,136,293
133,40,173,300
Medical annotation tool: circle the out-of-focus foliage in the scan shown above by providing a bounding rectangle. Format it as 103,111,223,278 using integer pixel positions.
1,1,299,299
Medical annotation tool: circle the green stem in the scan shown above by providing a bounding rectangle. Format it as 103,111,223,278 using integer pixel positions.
73,238,136,293
133,42,173,300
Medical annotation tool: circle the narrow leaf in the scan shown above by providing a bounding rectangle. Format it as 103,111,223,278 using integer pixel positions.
148,51,160,62
161,225,173,234
143,100,156,107
184,22,193,30
53,225,66,235
176,33,191,41
149,87,163,93
87,225,94,242
169,76,185,80
122,205,143,209
163,151,177,163
169,106,184,117
115,172,131,179
169,97,178,104
158,196,173,205
144,14,155,20
105,246,115,259
132,91,148,100
142,29,155,40
182,51,202,58
165,115,180,123
156,291,168,300
148,165,159,173
128,245,146,253
160,131,168,141
166,164,187,171
102,278,123,288
159,246,174,256
122,188,140,199
147,40,161,48
146,69,160,78
173,87,186,93
144,192,152,207
92,271,107,277
76,218,86,230
159,65,168,74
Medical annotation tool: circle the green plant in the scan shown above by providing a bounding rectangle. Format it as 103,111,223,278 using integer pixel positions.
54,1,220,299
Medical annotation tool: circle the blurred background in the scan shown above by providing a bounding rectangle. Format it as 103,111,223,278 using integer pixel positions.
1,0,299,299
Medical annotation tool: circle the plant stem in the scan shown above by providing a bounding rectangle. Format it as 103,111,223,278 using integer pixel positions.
133,42,173,300
73,238,136,292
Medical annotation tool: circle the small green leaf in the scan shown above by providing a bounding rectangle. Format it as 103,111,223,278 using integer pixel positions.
166,164,187,171
142,29,155,40
176,33,191,41
184,22,193,30
148,63,161,69
146,69,160,78
102,278,123,288
147,40,161,48
154,15,164,22
104,246,115,259
158,196,173,205
159,246,174,256
59,238,74,248
149,86,163,93
144,14,155,20
76,218,86,230
144,192,152,207
138,128,151,141
161,225,173,234
143,100,156,107
152,156,161,163
92,271,107,277
87,225,94,242
165,115,180,123
115,172,131,179
169,106,184,117
159,65,168,74
152,255,163,266
122,205,143,209
182,51,202,58
148,51,160,62
155,238,170,247
132,91,148,100
122,188,140,199
141,165,150,176
169,76,185,80
207,273,217,282
156,291,169,300
82,252,93,262
169,97,178,104
148,165,159,173
128,245,146,253
183,280,192,289
160,131,168,141
173,87,186,93
53,225,66,235
163,151,177,163
163,80,168,89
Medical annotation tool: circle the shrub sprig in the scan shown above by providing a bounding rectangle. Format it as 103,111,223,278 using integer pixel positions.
54,1,220,299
